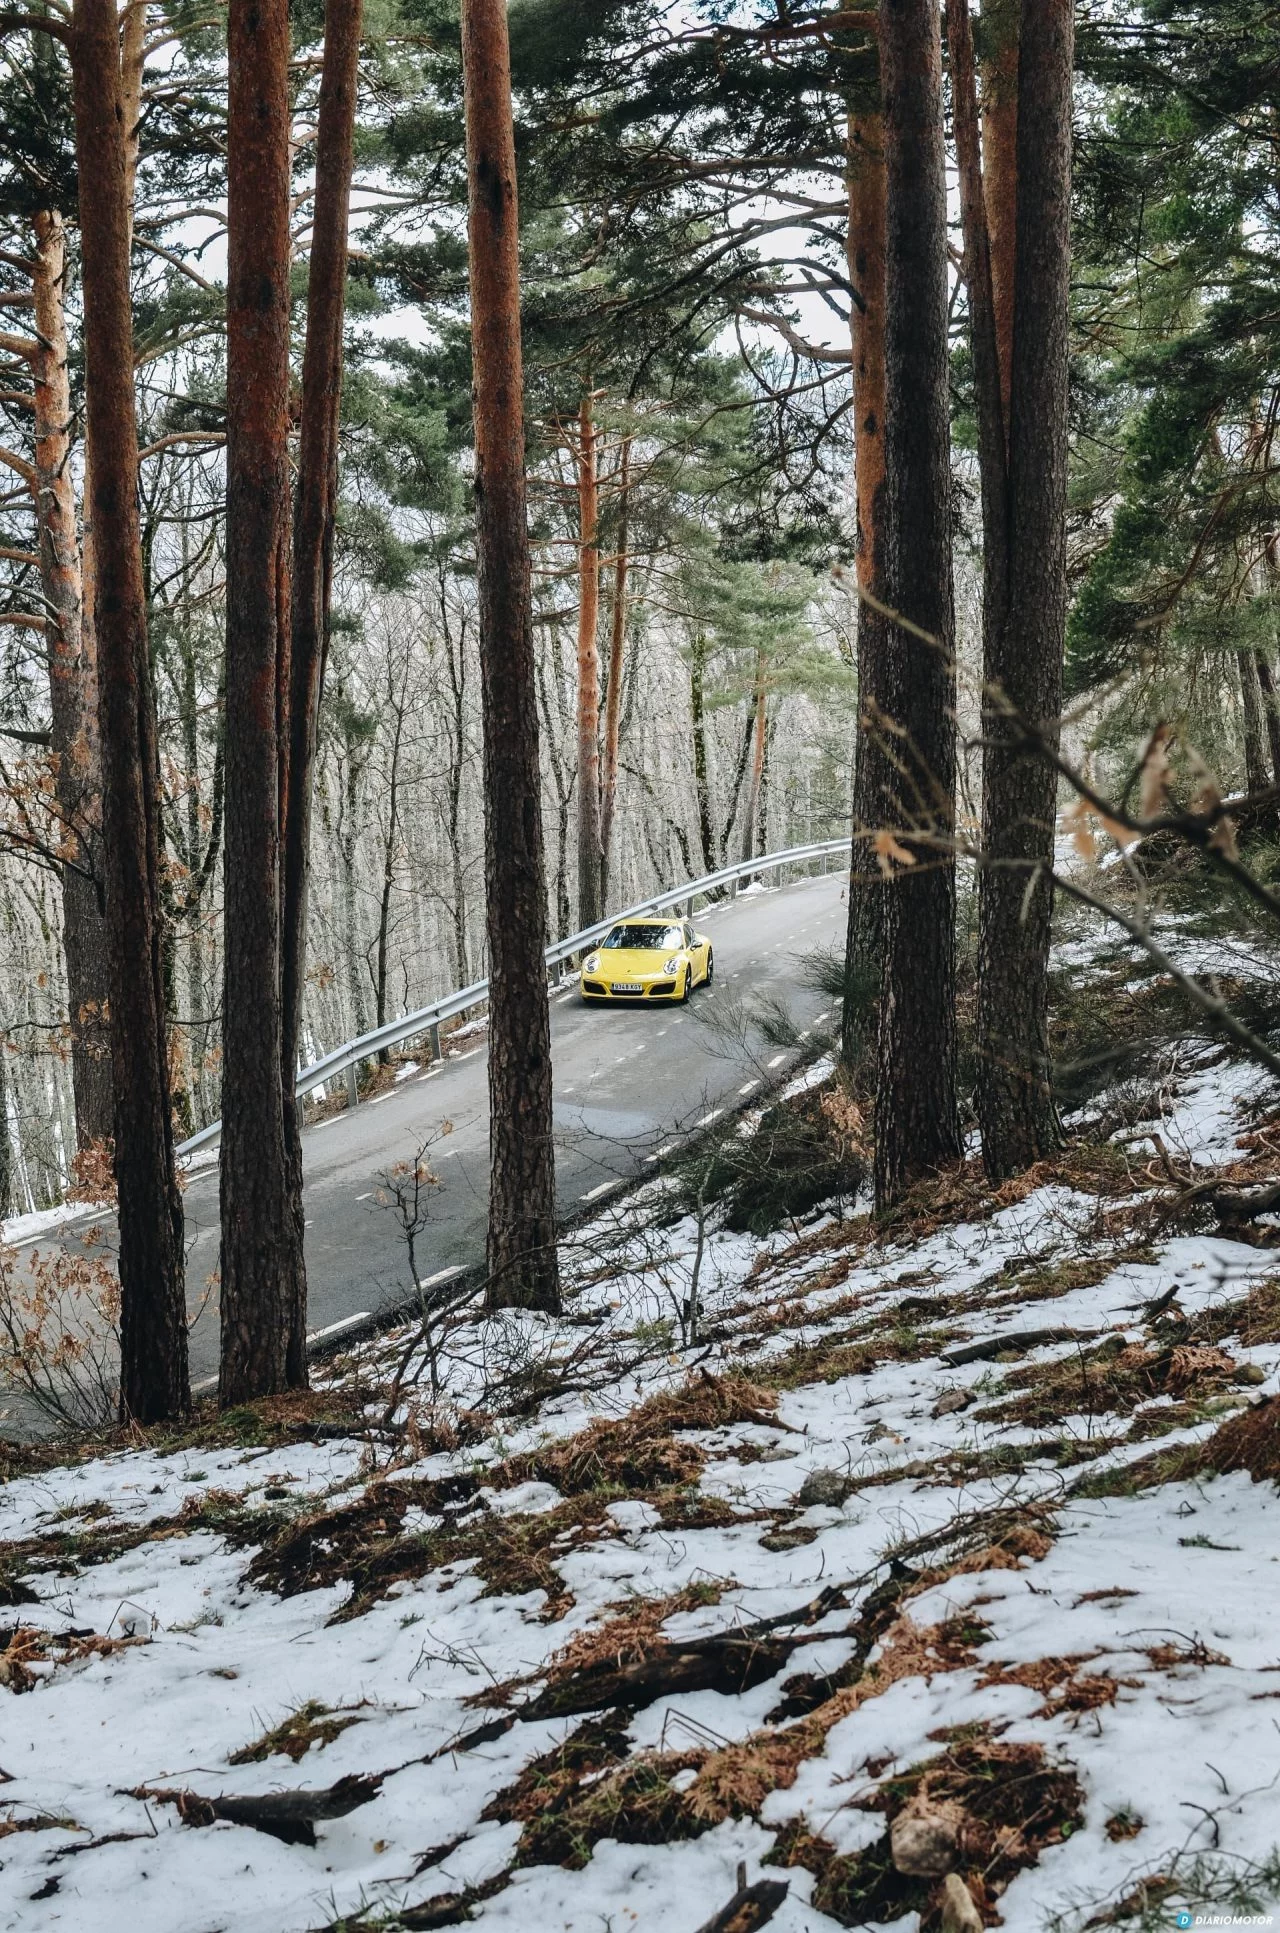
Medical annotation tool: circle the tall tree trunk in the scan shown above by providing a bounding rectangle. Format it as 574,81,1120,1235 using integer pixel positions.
980,0,1019,423
373,704,403,1044
1253,651,1280,790
281,0,364,1381
0,1031,10,1221
598,435,631,909
741,649,768,865
31,207,113,1149
873,0,962,1210
219,0,296,1403
721,704,755,862
975,0,1073,1177
574,391,603,928
841,106,889,1067
461,0,560,1314
445,632,470,981
757,716,773,856
70,0,188,1423
689,633,717,875
1239,649,1270,798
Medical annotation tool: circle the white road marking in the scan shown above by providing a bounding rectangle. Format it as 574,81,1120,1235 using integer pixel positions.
435,1147,459,1160
452,1047,482,1061
738,1080,759,1095
311,1115,342,1132
355,1191,374,1202
696,1109,722,1127
418,1264,465,1289
582,1179,622,1201
368,1091,394,1106
654,1142,675,1158
768,1052,787,1068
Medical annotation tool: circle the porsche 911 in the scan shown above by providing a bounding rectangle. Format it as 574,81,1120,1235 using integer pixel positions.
579,918,714,1004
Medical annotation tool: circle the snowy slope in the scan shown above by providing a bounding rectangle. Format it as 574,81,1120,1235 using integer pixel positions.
3,1039,1280,1931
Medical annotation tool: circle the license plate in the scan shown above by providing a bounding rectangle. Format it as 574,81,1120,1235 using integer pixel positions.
610,983,640,994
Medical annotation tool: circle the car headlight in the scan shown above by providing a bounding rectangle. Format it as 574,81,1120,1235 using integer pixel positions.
584,953,600,974
663,956,680,973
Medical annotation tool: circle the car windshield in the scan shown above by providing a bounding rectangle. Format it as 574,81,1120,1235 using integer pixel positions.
601,923,683,952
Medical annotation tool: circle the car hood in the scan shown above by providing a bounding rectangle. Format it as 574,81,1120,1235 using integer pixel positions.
592,947,681,976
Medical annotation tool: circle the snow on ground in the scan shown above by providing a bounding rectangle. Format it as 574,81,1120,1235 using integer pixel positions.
4,964,1280,1930
0,1199,108,1248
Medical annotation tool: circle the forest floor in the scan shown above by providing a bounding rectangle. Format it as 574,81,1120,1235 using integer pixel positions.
4,913,1280,1932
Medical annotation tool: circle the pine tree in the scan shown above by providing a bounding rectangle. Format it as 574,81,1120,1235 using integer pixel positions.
218,0,297,1402
70,0,188,1422
873,0,961,1208
460,0,561,1314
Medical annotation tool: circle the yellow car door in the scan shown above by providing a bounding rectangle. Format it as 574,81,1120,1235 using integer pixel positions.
684,922,712,985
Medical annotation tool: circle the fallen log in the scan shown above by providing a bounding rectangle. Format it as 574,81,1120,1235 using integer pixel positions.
129,1772,382,1846
940,1326,1102,1368
1213,1182,1280,1226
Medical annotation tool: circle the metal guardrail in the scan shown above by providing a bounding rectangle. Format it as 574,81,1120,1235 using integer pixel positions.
175,836,848,1157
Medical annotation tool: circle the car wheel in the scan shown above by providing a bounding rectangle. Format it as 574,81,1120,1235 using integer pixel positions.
704,949,714,987
679,967,691,1003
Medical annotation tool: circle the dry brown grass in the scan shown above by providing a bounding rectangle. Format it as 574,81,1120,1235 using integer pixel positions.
229,1700,367,1765
979,1652,1138,1719
0,1621,149,1692
544,1581,728,1681
1202,1395,1280,1482
499,1370,780,1497
769,1734,1085,1929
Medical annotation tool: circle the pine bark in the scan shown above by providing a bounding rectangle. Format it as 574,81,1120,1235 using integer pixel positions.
461,0,560,1313
219,0,297,1402
974,0,1073,1177
841,108,888,1067
979,0,1019,423
1253,651,1280,789
598,436,630,909
574,391,603,928
281,0,364,1384
70,0,188,1423
31,207,112,1149
873,0,962,1209
1239,650,1270,798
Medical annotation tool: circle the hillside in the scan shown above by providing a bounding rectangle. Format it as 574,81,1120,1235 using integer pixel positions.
4,945,1280,1933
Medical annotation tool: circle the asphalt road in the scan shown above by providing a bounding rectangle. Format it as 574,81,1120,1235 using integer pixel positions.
7,871,848,1405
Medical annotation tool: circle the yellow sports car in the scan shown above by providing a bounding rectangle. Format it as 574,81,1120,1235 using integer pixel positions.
580,918,714,1004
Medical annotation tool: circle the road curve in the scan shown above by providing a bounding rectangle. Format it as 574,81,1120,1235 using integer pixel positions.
10,872,848,1405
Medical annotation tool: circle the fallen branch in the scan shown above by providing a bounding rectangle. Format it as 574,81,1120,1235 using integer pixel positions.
940,1326,1102,1367
1212,1182,1280,1226
696,1865,789,1933
129,1772,382,1846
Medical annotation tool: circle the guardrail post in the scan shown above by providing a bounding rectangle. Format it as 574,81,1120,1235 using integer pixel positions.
429,1020,442,1063
346,1063,359,1109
